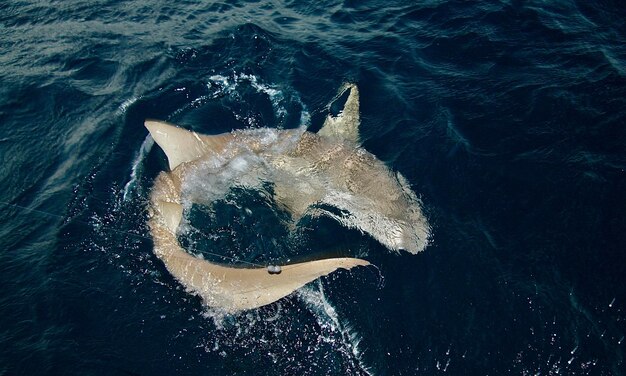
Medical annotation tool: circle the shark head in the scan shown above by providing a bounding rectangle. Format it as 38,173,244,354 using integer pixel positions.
145,84,430,311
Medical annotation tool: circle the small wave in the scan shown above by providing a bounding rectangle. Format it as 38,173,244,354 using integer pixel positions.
298,282,375,376
167,73,295,128
240,73,287,118
117,96,140,115
599,48,625,76
208,73,289,122
123,135,154,201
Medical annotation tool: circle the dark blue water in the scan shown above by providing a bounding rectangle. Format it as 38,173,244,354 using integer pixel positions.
1,1,625,375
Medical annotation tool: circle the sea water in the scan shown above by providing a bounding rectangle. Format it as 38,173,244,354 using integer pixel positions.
0,1,625,375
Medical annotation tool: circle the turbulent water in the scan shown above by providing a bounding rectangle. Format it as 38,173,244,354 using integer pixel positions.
1,1,625,375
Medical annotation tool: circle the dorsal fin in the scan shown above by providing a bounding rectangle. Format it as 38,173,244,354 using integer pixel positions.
145,120,233,170
318,83,361,144
145,120,210,170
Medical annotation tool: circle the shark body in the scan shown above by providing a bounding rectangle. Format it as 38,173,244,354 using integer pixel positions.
146,84,429,312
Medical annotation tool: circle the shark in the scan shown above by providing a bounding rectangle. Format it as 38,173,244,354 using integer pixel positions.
146,83,430,312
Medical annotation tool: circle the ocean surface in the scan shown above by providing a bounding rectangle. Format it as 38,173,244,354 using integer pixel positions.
1,0,625,375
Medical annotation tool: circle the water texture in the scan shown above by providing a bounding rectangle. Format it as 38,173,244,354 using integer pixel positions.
1,0,625,375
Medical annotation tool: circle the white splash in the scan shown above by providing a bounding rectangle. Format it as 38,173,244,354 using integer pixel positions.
181,128,293,205
208,73,288,121
117,96,140,115
123,134,154,201
298,282,375,376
